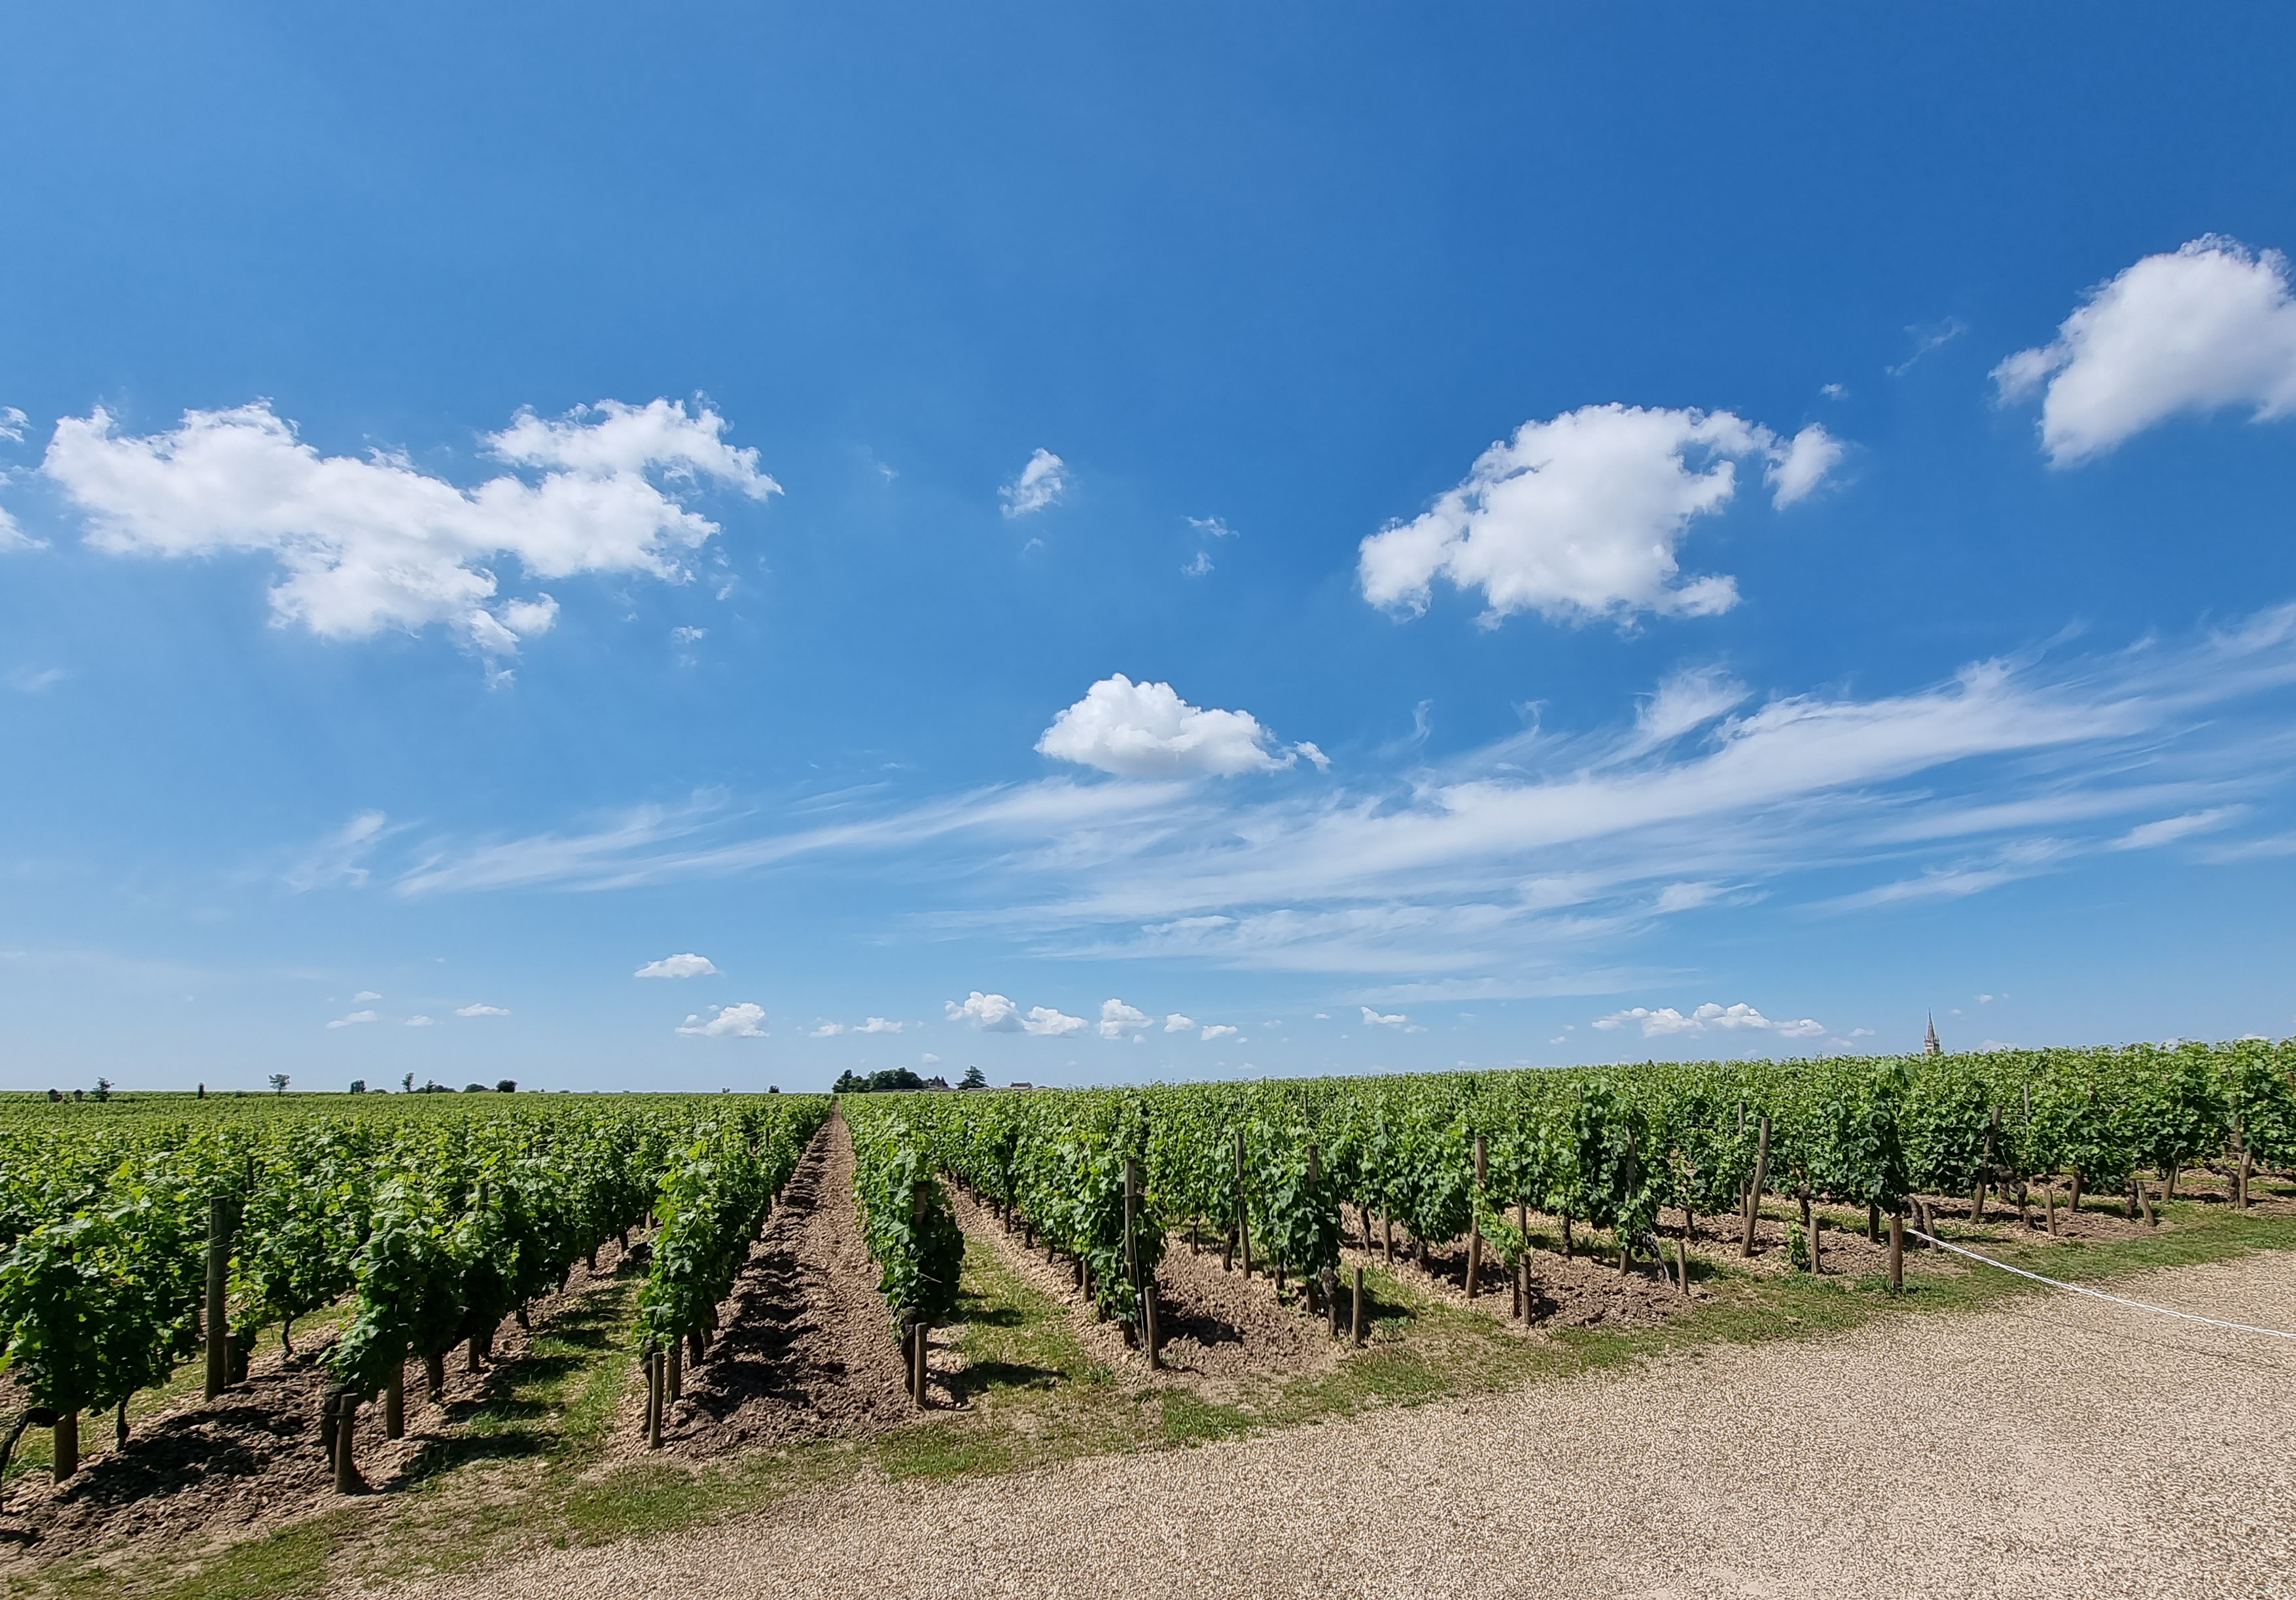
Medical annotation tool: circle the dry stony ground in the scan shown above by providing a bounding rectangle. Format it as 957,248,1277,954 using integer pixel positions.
355,1250,2296,1600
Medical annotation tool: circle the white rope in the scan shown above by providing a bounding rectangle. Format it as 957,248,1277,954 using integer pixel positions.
1902,1225,2296,1340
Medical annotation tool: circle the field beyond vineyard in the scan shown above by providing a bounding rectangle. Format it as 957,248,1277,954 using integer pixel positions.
3,1040,2295,1598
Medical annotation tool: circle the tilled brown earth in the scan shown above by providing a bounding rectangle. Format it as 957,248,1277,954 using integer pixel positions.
637,1115,917,1456
360,1249,2296,1600
949,1188,1340,1387
0,1234,648,1564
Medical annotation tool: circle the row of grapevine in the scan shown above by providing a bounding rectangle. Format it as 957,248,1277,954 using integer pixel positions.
841,1037,2296,1354
841,1104,965,1402
0,1093,828,1483
633,1100,830,1440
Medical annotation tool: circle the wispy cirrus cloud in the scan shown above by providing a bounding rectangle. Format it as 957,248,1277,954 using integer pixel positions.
339,604,2296,994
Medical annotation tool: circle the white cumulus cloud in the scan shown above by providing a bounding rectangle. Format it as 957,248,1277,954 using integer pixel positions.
404,1015,434,1028
1357,403,1840,626
327,1009,378,1028
1022,1005,1087,1037
635,952,718,979
353,990,381,1002
1163,1012,1195,1033
1593,1001,1824,1039
858,1017,905,1034
947,991,1023,1032
1098,998,1153,1040
1360,1007,1409,1028
1199,1023,1239,1042
1995,236,2296,464
1000,448,1067,517
43,397,775,656
1038,674,1313,778
676,1001,768,1038
455,1002,510,1017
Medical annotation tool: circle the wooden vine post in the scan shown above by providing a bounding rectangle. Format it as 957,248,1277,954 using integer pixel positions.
384,1348,405,1440
1619,1126,1638,1276
1351,1264,1364,1346
205,1194,233,1400
1123,1158,1140,1294
1888,1206,1903,1293
645,1344,663,1448
1740,1115,1771,1257
1971,1107,1998,1223
1235,1129,1251,1278
1465,1136,1486,1299
333,1391,362,1493
1512,1199,1527,1319
911,1179,931,1407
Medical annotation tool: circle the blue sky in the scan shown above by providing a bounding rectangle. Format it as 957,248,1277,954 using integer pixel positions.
7,6,2296,1091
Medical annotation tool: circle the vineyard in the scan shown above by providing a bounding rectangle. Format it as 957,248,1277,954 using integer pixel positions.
3,1039,2294,1593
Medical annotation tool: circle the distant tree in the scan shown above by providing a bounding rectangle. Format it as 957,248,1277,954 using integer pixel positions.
348,1079,367,1095
495,1079,517,1094
72,1088,83,1102
400,1073,414,1093
46,1088,61,1103
767,1085,781,1094
834,1067,929,1094
463,1083,488,1093
92,1079,111,1102
960,1066,987,1090
268,1073,291,1095
196,1083,205,1099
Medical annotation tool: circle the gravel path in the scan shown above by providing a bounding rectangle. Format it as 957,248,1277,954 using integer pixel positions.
362,1250,2296,1600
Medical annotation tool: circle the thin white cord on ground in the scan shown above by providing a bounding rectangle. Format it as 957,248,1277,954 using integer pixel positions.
1902,1225,2296,1339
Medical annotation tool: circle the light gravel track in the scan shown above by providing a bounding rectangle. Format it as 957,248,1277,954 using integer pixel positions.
357,1251,2296,1600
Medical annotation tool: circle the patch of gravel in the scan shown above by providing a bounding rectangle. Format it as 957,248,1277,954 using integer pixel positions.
356,1249,2296,1600
634,1114,919,1456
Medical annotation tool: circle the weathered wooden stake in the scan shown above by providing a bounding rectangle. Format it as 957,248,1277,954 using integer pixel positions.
1123,1158,1141,1293
52,1411,77,1482
2045,1182,2058,1236
334,1394,362,1493
1235,1130,1251,1278
1866,1202,1879,1243
1888,1208,1903,1293
1511,1200,1526,1319
205,1195,233,1399
1351,1265,1365,1346
2240,1149,2254,1209
1806,1198,1820,1276
1676,1233,1690,1298
1144,1281,1161,1370
911,1321,929,1408
1465,1136,1486,1298
1382,1214,1394,1264
1740,1115,1771,1257
645,1347,663,1447
667,1336,682,1402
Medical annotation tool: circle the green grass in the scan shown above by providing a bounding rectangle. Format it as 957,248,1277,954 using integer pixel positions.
18,1201,2296,1600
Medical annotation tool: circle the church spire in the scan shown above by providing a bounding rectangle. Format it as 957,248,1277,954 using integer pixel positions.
1924,1013,1941,1055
